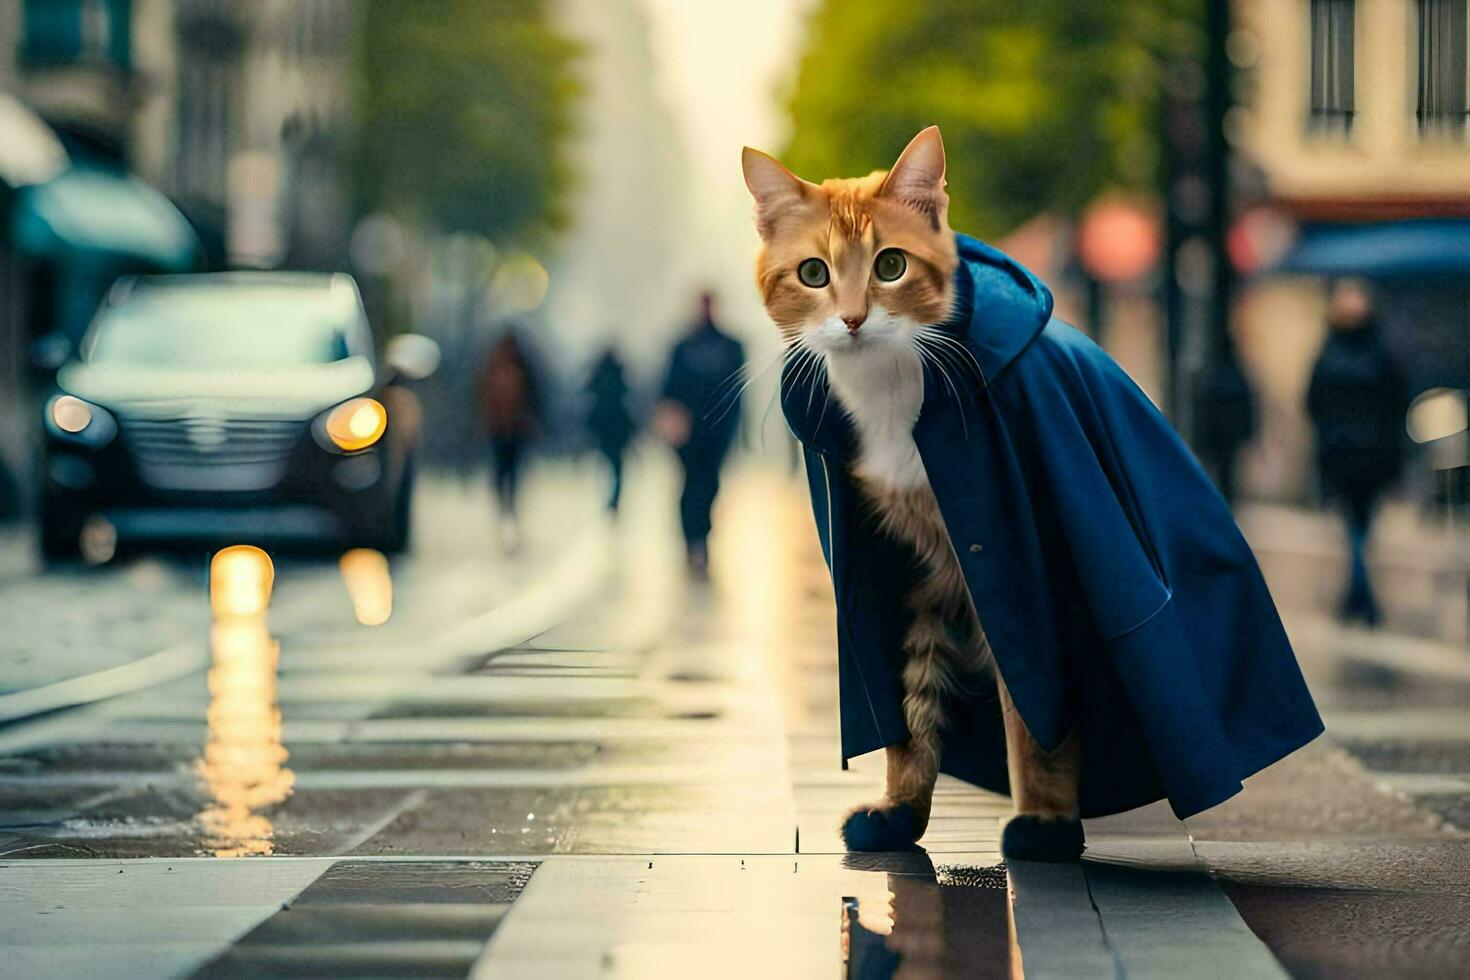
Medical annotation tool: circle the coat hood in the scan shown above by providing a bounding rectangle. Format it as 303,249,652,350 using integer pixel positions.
942,233,1054,385
780,232,1053,453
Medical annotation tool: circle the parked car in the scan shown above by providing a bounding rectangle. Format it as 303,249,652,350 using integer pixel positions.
38,272,439,561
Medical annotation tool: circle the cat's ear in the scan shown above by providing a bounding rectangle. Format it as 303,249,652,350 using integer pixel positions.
880,126,948,226
742,147,815,238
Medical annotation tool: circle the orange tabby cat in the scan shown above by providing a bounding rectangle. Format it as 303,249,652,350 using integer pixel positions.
742,127,1081,852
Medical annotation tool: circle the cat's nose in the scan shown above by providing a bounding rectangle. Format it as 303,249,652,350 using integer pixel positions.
842,314,866,334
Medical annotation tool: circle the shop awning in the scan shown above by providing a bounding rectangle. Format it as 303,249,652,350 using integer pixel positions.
12,167,200,271
1272,219,1470,278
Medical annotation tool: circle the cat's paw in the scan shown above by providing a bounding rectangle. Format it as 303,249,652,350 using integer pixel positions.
841,803,924,852
1000,815,1085,862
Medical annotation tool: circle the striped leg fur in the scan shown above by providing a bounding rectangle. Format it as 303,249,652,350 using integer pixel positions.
842,479,989,852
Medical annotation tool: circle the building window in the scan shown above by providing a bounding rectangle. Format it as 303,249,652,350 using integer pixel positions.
1309,0,1356,133
20,0,131,70
1418,0,1469,135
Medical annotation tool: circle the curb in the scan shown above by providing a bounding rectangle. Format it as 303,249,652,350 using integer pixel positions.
0,640,203,725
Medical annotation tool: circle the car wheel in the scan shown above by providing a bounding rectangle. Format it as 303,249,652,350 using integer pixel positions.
39,498,83,564
384,455,415,555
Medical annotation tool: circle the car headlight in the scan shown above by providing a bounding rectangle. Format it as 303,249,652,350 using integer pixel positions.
324,398,387,452
51,395,93,433
45,395,116,447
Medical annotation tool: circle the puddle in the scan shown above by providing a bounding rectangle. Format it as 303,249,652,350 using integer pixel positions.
841,853,1012,979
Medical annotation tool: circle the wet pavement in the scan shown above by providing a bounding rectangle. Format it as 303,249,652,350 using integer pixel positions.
194,860,538,978
1,461,1467,977
1181,610,1470,979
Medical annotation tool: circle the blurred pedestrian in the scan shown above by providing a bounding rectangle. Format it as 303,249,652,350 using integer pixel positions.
585,347,636,511
480,332,540,551
655,292,745,578
1195,357,1257,505
1307,279,1409,627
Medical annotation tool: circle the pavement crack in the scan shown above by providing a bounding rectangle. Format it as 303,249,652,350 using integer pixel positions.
1080,863,1127,980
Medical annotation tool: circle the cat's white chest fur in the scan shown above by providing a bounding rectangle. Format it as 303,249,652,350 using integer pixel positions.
824,345,928,491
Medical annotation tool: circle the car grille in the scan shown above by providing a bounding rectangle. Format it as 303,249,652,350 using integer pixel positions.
119,411,304,491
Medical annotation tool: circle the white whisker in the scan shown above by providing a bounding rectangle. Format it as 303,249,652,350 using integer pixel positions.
812,355,834,437
918,328,987,387
704,344,790,424
913,337,969,440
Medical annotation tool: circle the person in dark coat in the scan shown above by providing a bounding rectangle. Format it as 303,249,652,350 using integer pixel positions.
655,292,745,578
480,333,539,550
781,233,1323,824
1307,279,1408,626
584,347,636,511
1194,355,1257,505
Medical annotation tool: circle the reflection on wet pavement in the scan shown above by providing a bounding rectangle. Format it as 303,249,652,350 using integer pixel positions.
841,853,1011,979
339,548,393,626
469,852,1012,978
197,546,294,857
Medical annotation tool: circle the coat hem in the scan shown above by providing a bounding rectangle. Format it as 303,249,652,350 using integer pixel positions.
874,719,1329,821
1082,720,1327,821
1168,720,1326,820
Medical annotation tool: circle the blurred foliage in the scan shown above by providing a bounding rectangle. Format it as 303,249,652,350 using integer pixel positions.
780,0,1202,235
351,0,580,246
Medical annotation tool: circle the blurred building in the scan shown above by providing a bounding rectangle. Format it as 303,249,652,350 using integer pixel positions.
0,0,183,516
543,0,690,375
0,0,175,177
1232,0,1470,500
0,0,356,268
173,0,357,270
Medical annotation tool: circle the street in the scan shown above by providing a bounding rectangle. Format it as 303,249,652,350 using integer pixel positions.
0,458,1465,978
5,0,1470,976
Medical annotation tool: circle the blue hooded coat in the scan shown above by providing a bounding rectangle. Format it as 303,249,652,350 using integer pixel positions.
783,234,1323,819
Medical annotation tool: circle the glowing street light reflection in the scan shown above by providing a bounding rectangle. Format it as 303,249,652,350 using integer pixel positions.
198,545,293,857
79,516,117,566
339,548,393,625
210,544,275,617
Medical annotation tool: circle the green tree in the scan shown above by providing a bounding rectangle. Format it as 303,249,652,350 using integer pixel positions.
352,0,580,246
780,0,1200,236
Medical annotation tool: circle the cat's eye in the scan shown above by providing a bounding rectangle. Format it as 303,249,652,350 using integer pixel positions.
874,248,907,282
797,258,829,288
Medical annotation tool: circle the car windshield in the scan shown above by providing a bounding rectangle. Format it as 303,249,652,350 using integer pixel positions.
87,285,358,367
